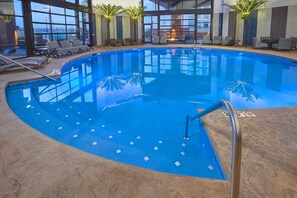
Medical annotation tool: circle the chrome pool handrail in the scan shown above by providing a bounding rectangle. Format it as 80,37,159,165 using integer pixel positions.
184,99,242,198
0,54,56,81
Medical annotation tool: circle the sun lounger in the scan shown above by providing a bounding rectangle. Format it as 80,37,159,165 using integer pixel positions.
72,39,89,52
124,38,138,45
118,38,130,46
152,36,160,44
252,37,269,49
213,36,222,45
272,38,292,50
203,36,212,44
46,41,69,58
109,39,122,47
221,36,233,46
0,56,46,72
60,40,80,54
159,36,167,44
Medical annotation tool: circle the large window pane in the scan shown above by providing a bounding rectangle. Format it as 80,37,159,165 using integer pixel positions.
52,24,66,33
67,25,77,33
66,16,76,24
32,12,50,23
51,6,65,15
33,23,51,33
51,14,66,24
197,14,211,39
0,0,26,58
144,0,158,11
31,2,49,12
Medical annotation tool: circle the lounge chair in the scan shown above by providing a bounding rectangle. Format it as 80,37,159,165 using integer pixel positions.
60,40,80,54
221,36,233,46
213,36,222,45
46,41,69,58
0,55,46,72
118,38,130,46
124,38,138,45
272,38,292,50
110,39,122,47
159,36,167,44
203,36,212,45
252,37,269,49
152,36,159,44
291,37,297,50
260,36,271,43
72,39,89,52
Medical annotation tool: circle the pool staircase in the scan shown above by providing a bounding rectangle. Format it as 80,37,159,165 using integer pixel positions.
185,99,242,198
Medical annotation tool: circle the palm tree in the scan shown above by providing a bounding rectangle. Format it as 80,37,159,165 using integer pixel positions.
93,4,123,45
124,5,144,41
223,0,268,46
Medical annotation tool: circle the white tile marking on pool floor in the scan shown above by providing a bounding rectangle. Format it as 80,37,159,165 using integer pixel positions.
130,141,134,145
26,105,31,108
90,129,95,132
181,143,186,147
118,130,122,134
116,149,121,154
180,151,185,156
88,118,92,121
137,136,141,140
154,146,158,151
58,126,63,130
101,124,105,128
73,134,78,138
144,156,149,161
56,108,60,111
109,135,113,139
76,122,80,125
175,161,181,167
65,115,69,118
77,112,81,114
45,120,50,123
158,140,163,144
92,141,97,145
36,113,40,115
208,165,214,171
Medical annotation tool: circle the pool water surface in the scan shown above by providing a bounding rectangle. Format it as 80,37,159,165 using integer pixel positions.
6,48,297,179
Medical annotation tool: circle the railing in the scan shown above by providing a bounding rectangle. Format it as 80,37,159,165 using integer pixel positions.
184,99,242,198
0,54,56,81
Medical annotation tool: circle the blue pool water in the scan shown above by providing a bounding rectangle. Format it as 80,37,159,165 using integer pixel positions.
6,48,297,179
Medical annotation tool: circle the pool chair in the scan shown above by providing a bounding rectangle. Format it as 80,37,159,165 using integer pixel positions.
0,55,46,72
152,36,160,44
272,38,292,51
60,40,80,54
110,39,122,47
72,39,89,52
159,36,167,44
46,41,69,58
221,36,233,46
124,38,138,45
291,37,297,50
118,38,130,46
252,37,269,49
203,36,212,45
213,36,222,45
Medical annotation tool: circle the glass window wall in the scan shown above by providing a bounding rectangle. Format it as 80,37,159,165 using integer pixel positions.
0,0,26,58
197,14,211,40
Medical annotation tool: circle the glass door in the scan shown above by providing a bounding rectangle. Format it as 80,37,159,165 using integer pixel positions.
144,24,152,43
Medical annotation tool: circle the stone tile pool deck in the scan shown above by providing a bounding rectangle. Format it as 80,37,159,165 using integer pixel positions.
0,45,297,198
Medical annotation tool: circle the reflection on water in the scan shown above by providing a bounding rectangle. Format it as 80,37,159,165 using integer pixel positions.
7,48,297,109
223,81,261,102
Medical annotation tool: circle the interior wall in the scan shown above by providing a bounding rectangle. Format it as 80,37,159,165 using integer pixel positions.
286,5,297,37
213,1,297,46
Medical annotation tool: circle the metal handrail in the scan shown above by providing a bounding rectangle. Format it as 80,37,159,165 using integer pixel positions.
0,54,56,81
184,99,242,198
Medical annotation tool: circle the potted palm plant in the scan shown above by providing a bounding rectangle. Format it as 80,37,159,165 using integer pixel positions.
93,4,123,45
223,0,268,46
124,4,144,42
